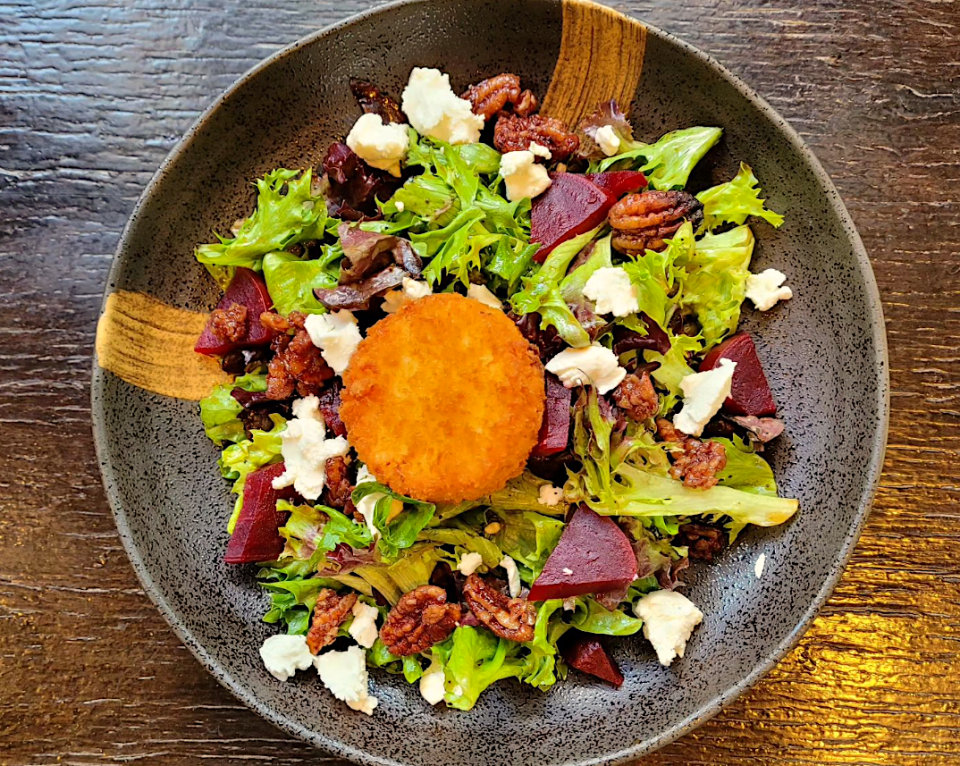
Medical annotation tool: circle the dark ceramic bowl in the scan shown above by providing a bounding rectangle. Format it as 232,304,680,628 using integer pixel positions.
91,1,889,764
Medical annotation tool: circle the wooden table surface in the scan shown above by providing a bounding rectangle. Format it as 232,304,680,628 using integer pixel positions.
2,0,957,763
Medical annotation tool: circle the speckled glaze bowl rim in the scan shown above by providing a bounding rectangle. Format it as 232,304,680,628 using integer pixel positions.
91,1,890,763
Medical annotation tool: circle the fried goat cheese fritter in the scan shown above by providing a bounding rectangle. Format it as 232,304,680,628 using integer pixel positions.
341,294,545,503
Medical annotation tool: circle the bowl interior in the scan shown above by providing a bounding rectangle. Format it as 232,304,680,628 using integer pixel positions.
92,1,887,764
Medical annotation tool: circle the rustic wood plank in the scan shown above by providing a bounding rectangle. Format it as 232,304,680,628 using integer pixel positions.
1,0,958,764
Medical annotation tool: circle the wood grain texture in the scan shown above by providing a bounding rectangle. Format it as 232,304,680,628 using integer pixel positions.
95,292,227,400
0,0,957,764
541,0,646,124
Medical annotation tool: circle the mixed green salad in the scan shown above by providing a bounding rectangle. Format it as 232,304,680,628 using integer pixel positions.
192,67,797,714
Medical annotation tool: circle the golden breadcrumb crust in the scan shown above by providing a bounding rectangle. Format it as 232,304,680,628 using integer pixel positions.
341,294,545,503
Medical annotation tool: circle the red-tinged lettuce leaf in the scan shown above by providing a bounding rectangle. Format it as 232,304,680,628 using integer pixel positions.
576,99,634,161
338,223,422,282
349,79,406,125
322,142,403,221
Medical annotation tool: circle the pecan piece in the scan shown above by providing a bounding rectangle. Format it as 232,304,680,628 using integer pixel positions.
322,456,353,509
210,302,248,343
462,574,536,643
261,311,335,400
513,89,539,118
306,589,358,654
656,418,727,490
609,191,704,255
493,114,579,161
379,585,461,656
463,73,521,120
613,371,658,421
674,522,727,562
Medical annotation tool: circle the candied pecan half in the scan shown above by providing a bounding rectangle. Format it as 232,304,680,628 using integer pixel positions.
613,371,658,421
656,417,727,490
379,585,461,656
494,114,579,161
463,74,521,120
674,522,727,562
322,456,353,509
210,302,248,343
262,311,334,400
513,89,539,118
306,589,358,654
609,191,704,255
462,574,536,643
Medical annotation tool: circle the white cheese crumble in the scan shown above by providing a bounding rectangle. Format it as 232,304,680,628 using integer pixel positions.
401,67,484,145
500,150,552,202
345,112,409,177
382,277,433,314
259,634,315,681
673,358,737,437
458,551,484,576
562,567,573,576
545,343,626,395
529,141,552,160
500,555,521,598
755,553,767,579
348,600,380,649
633,590,704,666
315,645,379,715
746,268,793,311
272,396,350,500
582,266,640,317
595,125,622,157
466,283,502,309
419,663,446,705
304,311,362,376
395,200,405,212
537,483,564,506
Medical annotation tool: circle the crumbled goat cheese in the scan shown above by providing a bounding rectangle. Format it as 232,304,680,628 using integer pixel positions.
315,645,379,715
458,551,484,576
419,664,446,705
395,200,405,212
500,555,521,598
345,112,409,177
582,266,640,317
562,568,573,576
673,358,737,437
746,268,793,311
634,590,704,666
595,125,622,157
304,311,362,376
401,67,484,145
500,150,552,202
755,553,767,579
529,141,552,159
466,283,502,309
348,601,380,649
538,483,565,506
272,396,349,500
545,343,626,395
259,634,314,681
382,277,433,314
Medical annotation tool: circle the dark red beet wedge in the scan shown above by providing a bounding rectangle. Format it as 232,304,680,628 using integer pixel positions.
532,373,571,457
224,462,293,564
195,268,275,356
528,505,637,601
531,173,616,263
700,332,777,416
584,170,647,198
560,633,624,687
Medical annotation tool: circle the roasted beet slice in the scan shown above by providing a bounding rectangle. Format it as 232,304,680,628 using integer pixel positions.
528,505,637,601
195,268,275,356
584,171,647,198
700,332,777,416
531,173,616,263
224,462,293,564
532,373,572,457
560,633,624,687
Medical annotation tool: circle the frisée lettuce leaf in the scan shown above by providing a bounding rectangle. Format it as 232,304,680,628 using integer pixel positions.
697,163,784,232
